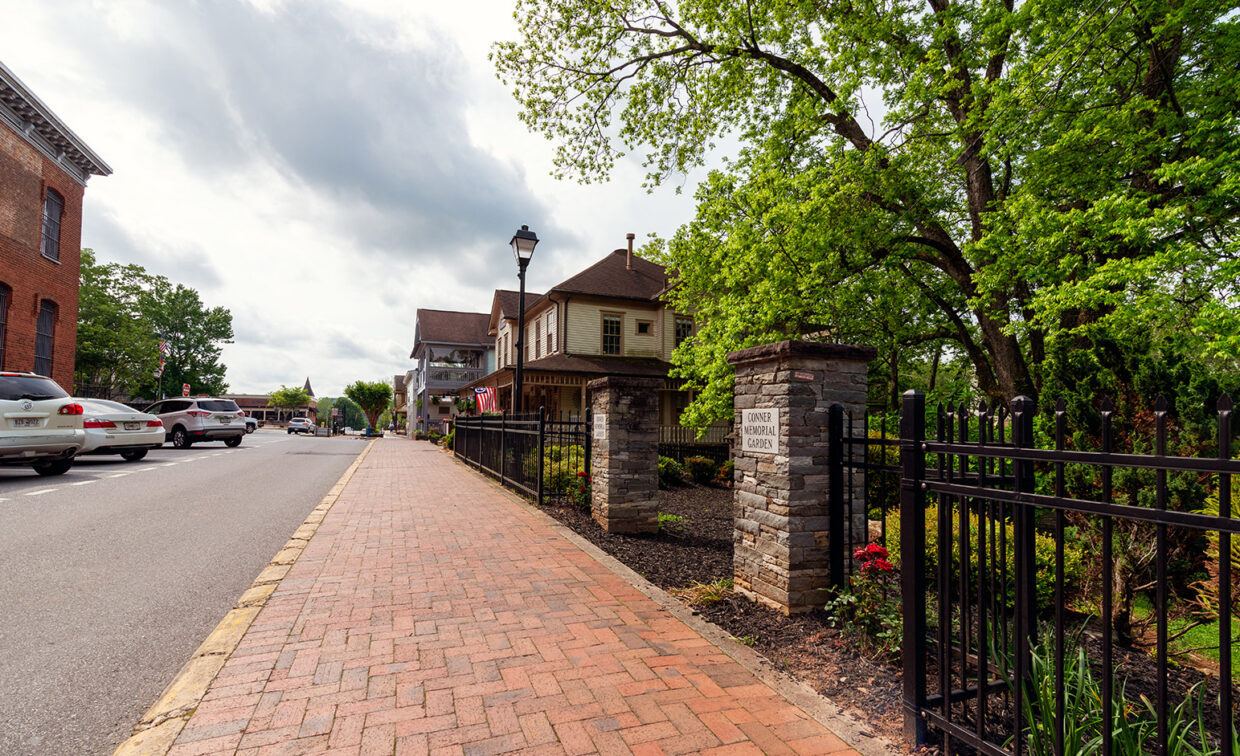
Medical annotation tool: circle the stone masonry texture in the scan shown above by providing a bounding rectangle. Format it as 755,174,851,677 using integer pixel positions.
0,123,85,390
726,341,877,615
588,376,661,534
164,438,859,755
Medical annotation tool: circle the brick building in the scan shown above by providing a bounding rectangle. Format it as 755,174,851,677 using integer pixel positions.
0,60,111,390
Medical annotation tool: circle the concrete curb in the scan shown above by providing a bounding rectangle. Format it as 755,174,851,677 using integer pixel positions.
112,439,377,756
449,452,900,756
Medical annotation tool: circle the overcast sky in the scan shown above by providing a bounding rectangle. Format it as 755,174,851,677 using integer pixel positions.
0,0,704,396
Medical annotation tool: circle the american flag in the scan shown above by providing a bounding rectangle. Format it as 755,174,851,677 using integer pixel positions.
474,386,497,412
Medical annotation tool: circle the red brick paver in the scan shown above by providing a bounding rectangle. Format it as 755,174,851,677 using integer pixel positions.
169,439,861,755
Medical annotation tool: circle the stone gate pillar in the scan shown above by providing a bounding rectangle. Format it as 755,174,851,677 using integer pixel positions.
588,376,661,534
726,340,875,615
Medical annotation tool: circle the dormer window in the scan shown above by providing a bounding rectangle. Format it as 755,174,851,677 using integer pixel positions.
41,188,63,262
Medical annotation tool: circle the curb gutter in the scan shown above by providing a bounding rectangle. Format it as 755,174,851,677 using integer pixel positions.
112,439,377,756
454,454,899,756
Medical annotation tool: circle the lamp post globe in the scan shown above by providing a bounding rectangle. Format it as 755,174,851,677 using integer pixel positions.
509,225,538,414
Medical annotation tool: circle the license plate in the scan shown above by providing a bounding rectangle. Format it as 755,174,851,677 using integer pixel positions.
13,418,39,428
124,422,141,431
217,416,231,424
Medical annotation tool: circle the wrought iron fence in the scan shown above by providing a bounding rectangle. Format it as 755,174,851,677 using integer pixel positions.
453,408,589,506
828,405,900,589
892,389,1240,754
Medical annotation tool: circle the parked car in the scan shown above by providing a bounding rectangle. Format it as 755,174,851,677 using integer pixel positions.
244,415,257,433
287,417,315,434
0,372,85,476
144,397,246,449
75,399,165,461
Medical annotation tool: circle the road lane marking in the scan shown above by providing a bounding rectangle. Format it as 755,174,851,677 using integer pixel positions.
70,480,96,486
25,488,58,496
107,473,130,478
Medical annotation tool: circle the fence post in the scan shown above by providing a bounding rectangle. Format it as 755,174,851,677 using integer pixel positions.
500,411,507,486
900,389,928,746
537,406,546,507
452,417,458,456
1011,394,1038,748
828,404,845,591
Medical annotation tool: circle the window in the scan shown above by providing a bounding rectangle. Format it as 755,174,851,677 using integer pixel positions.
535,316,542,359
547,308,557,354
602,314,622,355
41,189,63,262
636,320,652,335
0,283,9,369
675,316,693,347
34,300,56,376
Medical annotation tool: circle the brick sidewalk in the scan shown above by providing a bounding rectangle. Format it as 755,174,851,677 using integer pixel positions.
165,439,862,755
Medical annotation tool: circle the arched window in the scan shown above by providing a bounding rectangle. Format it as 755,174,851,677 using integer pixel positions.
34,299,56,376
0,283,9,370
41,189,63,261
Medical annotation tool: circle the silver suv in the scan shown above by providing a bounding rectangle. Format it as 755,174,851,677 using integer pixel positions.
0,372,85,476
145,397,246,449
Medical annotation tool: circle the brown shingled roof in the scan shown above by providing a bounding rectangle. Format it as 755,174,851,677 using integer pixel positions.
519,353,671,378
415,309,492,345
548,249,668,302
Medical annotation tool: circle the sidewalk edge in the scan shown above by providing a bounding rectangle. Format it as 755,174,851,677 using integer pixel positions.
453,453,899,756
112,439,377,756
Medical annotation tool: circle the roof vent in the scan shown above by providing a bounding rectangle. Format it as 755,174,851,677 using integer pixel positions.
626,233,635,270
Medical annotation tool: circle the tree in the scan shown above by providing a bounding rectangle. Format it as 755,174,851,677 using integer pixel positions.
344,380,392,432
75,249,160,398
495,0,1240,425
320,396,366,429
76,250,235,400
269,385,313,411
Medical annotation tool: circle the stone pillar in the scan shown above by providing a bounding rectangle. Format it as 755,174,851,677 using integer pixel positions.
588,376,661,534
726,340,875,615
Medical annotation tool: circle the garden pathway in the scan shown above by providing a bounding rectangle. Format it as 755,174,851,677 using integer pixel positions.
162,438,862,755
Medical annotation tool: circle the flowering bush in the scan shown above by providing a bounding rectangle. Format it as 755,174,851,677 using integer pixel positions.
824,543,902,661
567,470,591,509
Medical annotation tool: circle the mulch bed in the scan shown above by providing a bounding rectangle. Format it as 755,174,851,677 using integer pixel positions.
542,481,906,747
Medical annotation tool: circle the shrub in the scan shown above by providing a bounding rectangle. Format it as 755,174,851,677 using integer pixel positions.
885,503,1086,615
684,456,718,485
658,456,684,489
824,543,901,660
542,444,586,496
670,577,733,607
567,471,591,509
716,459,735,486
658,512,687,532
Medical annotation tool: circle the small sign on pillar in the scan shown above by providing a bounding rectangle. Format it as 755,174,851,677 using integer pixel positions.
741,408,780,454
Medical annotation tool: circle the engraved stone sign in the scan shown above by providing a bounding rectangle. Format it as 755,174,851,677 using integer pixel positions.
593,412,607,440
741,408,780,454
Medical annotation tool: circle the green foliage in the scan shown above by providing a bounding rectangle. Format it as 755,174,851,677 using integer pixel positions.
320,396,365,429
658,512,688,532
886,504,1086,615
670,577,734,607
269,385,312,410
344,380,392,432
495,0,1240,426
76,249,233,398
824,545,901,661
542,444,587,495
658,456,685,489
716,459,735,486
683,456,718,485
1008,628,1238,755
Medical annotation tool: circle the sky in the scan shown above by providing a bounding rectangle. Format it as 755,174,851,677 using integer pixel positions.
0,0,706,396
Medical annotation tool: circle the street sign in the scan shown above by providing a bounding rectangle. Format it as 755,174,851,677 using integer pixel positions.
182,383,190,397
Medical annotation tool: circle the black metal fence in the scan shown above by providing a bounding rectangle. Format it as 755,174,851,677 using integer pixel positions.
453,409,590,506
828,404,900,589
886,390,1240,754
658,423,731,464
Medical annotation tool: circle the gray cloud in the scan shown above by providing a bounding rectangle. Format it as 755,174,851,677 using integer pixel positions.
59,0,582,297
85,211,224,290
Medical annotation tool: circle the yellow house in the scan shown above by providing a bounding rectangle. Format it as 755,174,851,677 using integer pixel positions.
467,240,696,423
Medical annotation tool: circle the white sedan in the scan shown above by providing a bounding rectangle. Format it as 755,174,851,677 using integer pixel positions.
76,399,165,461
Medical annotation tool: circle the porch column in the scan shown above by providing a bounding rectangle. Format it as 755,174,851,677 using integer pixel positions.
588,376,661,534
726,340,875,615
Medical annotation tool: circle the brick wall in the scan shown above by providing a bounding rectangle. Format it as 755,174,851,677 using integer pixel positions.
0,123,85,391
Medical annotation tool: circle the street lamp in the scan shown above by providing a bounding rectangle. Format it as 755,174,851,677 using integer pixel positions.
510,224,539,414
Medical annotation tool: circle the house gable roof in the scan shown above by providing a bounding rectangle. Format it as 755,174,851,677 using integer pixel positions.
546,249,668,303
412,309,492,358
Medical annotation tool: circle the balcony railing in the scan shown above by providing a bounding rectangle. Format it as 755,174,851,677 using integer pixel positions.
413,366,486,393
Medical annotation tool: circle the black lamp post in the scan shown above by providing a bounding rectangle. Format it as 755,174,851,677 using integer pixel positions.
510,224,539,414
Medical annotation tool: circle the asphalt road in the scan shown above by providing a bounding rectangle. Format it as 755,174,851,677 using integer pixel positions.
0,430,366,755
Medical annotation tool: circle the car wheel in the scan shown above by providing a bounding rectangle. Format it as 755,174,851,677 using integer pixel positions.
172,427,193,449
33,458,73,476
225,436,242,448
120,449,148,462
245,426,254,434
287,429,293,434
